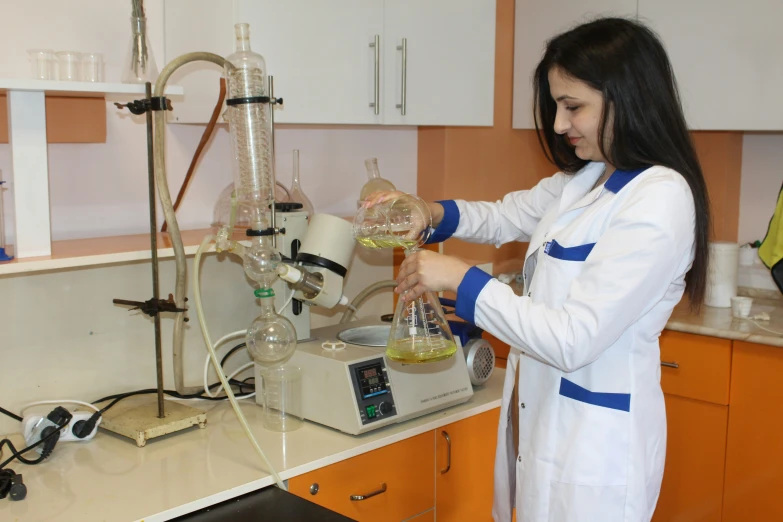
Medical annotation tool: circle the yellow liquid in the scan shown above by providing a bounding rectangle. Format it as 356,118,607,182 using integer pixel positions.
356,235,418,249
386,339,458,364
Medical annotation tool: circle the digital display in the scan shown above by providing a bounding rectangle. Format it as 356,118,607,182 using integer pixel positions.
356,363,388,399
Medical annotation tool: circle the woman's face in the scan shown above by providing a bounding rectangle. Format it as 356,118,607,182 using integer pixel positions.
548,67,610,164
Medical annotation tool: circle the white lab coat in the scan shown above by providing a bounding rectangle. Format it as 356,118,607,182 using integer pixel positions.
434,162,695,522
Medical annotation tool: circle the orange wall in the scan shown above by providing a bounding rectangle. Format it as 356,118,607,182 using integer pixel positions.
0,95,106,143
418,0,743,273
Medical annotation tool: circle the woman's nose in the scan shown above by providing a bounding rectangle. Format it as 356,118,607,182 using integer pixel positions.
553,108,570,135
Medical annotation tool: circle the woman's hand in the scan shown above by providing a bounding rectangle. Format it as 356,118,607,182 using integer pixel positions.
362,191,445,228
396,250,471,302
361,190,405,209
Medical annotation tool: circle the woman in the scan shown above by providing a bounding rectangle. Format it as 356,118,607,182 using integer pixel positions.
365,17,709,522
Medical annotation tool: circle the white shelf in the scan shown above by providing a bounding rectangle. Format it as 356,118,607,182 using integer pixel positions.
0,229,216,276
0,78,184,97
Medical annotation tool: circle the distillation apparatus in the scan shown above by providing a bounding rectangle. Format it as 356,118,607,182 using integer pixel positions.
150,23,354,490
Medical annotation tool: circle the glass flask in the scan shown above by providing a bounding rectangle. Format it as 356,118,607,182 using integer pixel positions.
358,158,396,208
353,193,432,250
212,181,291,242
288,150,315,218
243,236,282,289
121,14,158,84
224,23,275,232
246,288,297,367
387,278,457,364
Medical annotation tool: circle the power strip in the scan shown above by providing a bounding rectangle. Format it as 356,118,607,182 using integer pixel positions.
22,412,99,445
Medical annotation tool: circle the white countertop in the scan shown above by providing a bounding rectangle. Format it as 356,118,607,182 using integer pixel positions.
0,369,504,522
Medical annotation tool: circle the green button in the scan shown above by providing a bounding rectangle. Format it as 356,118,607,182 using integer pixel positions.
366,405,376,418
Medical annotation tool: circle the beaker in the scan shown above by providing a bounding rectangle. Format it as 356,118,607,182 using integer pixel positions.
261,365,303,432
353,193,431,250
387,281,457,364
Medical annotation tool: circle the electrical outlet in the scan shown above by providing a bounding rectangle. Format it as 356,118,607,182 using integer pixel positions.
22,412,99,445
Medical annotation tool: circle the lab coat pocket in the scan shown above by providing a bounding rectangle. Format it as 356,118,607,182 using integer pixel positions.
538,240,595,307
553,378,630,486
548,481,626,522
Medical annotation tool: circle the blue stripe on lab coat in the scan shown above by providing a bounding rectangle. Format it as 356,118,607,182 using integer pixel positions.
544,240,595,261
559,378,631,412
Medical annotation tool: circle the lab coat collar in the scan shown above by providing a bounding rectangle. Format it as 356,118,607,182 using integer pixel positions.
605,166,651,193
558,162,606,214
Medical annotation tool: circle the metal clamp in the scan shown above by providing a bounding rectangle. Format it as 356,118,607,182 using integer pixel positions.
350,483,387,501
661,361,679,369
114,97,172,115
440,430,451,474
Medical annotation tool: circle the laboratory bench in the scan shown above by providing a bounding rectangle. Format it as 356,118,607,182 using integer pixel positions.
0,369,504,522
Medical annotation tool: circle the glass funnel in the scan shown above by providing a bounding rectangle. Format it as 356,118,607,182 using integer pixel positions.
353,193,432,250
387,276,457,364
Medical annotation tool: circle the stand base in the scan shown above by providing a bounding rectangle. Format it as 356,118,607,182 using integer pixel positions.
100,398,207,447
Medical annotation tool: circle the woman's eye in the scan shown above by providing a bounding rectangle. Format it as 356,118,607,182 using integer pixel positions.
566,105,580,112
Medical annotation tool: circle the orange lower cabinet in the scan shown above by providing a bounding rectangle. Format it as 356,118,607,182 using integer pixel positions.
404,509,434,521
652,394,728,522
436,408,500,522
722,342,783,522
288,431,435,522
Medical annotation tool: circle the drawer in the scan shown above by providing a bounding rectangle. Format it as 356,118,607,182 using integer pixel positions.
288,431,434,522
659,331,732,405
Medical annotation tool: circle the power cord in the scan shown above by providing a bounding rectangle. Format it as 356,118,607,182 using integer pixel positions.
0,407,72,470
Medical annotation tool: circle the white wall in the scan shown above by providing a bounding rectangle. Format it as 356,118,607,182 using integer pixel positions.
738,133,783,245
0,0,414,434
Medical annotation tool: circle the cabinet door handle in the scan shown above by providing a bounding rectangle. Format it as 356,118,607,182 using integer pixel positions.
661,361,679,369
369,35,380,115
396,38,407,115
440,430,452,474
350,482,387,501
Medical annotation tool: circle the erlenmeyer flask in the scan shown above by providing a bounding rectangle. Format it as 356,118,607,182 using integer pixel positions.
387,275,458,364
288,150,315,218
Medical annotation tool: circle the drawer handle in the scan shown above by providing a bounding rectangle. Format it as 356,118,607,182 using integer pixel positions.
350,483,387,501
440,430,452,474
661,361,679,369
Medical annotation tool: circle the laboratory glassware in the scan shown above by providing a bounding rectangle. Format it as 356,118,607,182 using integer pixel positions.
27,49,55,80
358,158,396,208
386,253,458,364
81,53,104,82
288,149,314,218
56,51,81,81
246,288,297,367
122,1,158,83
260,365,303,432
353,193,432,249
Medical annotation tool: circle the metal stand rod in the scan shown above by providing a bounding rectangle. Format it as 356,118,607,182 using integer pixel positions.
145,81,165,418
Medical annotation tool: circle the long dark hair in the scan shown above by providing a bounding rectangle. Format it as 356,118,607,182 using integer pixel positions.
533,17,710,308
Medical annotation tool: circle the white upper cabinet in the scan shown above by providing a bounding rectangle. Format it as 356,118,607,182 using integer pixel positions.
638,0,783,131
164,0,497,126
382,0,496,126
512,0,783,131
164,0,234,124
237,0,384,125
511,0,636,129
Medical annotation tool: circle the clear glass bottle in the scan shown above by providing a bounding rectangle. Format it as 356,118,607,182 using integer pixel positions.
358,158,396,208
121,14,158,84
224,23,275,232
288,150,315,218
387,275,457,364
246,288,297,367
